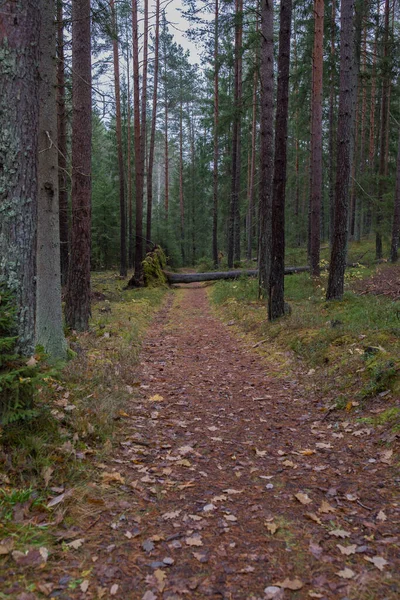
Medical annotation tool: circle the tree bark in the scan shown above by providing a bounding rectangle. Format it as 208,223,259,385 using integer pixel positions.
247,32,258,262
165,266,312,285
258,0,274,299
140,0,148,245
131,0,144,285
0,0,40,355
328,0,336,244
146,0,160,247
326,0,357,301
212,0,219,268
179,71,185,264
57,0,69,287
309,0,324,277
111,0,127,278
269,0,292,320
390,130,400,262
228,0,243,267
36,0,67,359
126,38,133,268
65,0,92,330
376,0,390,260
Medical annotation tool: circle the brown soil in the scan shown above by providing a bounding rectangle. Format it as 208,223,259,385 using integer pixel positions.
5,287,400,599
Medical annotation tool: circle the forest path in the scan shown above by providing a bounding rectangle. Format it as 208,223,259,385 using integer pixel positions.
62,286,397,600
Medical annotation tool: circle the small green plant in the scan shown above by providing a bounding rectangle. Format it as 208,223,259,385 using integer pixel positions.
0,284,48,425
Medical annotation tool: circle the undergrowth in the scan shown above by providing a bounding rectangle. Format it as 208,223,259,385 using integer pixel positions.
0,272,167,546
210,260,400,413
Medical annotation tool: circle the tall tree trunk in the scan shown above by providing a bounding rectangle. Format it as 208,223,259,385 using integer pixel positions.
65,0,92,331
163,15,169,220
0,1,40,354
126,40,133,267
131,0,144,285
57,0,69,286
179,72,185,264
140,0,148,246
269,0,292,320
247,31,258,261
376,0,390,260
328,0,336,244
111,0,127,278
228,0,243,267
390,130,400,262
309,0,324,277
326,0,357,300
355,23,368,241
258,0,274,298
36,0,67,359
212,0,219,267
147,0,160,247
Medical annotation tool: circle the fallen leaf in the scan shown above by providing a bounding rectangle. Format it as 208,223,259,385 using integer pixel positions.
26,356,38,367
337,544,357,556
101,472,125,485
42,466,54,487
162,510,181,520
308,592,323,598
80,580,90,593
316,442,332,449
176,459,191,467
336,568,355,579
192,552,208,562
264,586,284,599
282,460,297,468
185,536,203,547
299,449,315,456
318,500,336,514
110,583,119,595
309,541,323,559
345,493,358,502
66,538,85,550
364,556,389,571
255,448,267,457
377,510,387,522
0,538,14,555
47,489,73,508
380,450,393,464
329,529,351,539
224,514,237,522
294,492,312,505
223,488,243,495
265,522,279,534
154,568,167,592
274,578,304,590
305,512,322,525
142,592,157,600
203,503,216,512
149,394,163,402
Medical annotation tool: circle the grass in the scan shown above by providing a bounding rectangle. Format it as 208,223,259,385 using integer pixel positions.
0,271,168,552
210,247,400,413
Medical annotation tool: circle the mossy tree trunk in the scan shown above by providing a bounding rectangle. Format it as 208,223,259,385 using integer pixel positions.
0,1,40,355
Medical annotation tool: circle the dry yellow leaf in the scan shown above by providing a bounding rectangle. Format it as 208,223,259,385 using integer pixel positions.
294,492,312,505
265,522,279,534
318,500,336,514
274,578,304,590
337,568,355,579
101,472,125,485
305,512,322,525
299,449,315,456
149,394,163,402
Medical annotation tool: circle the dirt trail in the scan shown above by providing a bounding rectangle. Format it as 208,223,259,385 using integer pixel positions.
54,287,398,599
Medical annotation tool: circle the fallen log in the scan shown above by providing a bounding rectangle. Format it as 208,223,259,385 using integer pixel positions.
164,266,310,284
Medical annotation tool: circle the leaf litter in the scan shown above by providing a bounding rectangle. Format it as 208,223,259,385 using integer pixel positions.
4,286,399,599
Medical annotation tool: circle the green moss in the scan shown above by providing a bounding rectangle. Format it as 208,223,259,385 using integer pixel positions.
142,246,168,287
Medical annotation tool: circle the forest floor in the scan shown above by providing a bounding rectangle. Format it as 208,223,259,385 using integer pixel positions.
1,279,400,600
